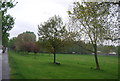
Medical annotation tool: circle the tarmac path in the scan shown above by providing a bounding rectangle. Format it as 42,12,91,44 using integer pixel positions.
2,49,10,80
0,51,2,80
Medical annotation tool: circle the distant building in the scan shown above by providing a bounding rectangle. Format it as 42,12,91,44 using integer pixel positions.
108,52,116,55
72,52,75,54
92,51,102,55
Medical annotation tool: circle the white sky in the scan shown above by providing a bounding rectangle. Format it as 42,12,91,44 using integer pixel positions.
8,0,76,39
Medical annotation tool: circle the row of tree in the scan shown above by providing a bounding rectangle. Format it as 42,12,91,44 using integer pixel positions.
8,31,93,54
8,33,117,55
2,0,119,70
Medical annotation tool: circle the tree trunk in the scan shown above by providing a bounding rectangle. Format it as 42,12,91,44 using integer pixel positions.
53,52,56,63
94,44,100,70
53,46,56,64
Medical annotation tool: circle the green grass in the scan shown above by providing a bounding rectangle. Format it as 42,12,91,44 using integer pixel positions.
8,51,118,79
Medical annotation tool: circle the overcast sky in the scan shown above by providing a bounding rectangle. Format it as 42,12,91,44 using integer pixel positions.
8,0,76,39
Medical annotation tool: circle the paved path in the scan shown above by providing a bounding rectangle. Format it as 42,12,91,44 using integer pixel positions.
2,49,10,79
0,50,2,80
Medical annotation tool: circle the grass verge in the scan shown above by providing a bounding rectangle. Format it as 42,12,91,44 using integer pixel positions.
8,51,118,79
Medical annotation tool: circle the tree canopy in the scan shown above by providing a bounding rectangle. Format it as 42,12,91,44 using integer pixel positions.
38,15,68,64
0,0,17,53
15,31,36,52
68,2,116,70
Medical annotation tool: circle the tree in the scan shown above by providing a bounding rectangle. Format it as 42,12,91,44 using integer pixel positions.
8,37,17,50
0,0,17,53
59,40,93,54
38,15,67,64
0,12,2,45
68,2,113,70
15,31,36,52
117,46,120,56
98,45,116,54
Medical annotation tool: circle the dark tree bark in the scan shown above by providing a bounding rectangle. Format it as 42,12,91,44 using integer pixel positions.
94,44,100,70
53,52,56,63
53,46,56,64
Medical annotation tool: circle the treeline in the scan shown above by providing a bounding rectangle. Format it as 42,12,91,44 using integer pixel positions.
8,31,92,54
8,31,117,55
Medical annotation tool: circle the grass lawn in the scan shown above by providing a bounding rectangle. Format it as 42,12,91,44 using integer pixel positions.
8,51,118,79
